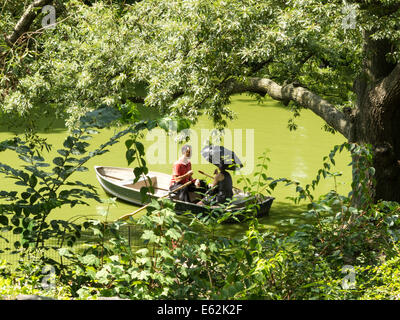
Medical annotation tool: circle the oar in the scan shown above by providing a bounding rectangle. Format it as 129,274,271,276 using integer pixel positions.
198,170,214,179
103,174,123,181
117,180,193,221
103,173,169,191
198,170,242,192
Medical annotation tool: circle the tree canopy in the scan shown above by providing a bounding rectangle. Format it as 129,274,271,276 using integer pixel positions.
2,0,400,201
0,0,366,128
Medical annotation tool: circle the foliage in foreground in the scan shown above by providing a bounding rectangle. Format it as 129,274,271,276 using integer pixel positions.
1,193,400,300
1,138,400,300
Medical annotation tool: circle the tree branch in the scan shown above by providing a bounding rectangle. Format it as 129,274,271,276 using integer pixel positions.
369,63,400,109
227,77,352,138
126,76,353,139
5,0,53,46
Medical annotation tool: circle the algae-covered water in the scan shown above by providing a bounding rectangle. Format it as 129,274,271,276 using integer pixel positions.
0,94,351,234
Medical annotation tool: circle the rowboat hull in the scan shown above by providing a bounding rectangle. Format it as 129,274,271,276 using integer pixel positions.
94,166,274,220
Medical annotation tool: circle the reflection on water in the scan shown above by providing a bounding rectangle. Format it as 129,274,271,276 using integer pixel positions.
291,156,308,180
289,124,308,180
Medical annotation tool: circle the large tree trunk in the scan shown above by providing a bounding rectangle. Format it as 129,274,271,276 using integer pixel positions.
351,31,400,203
369,106,400,203
228,29,400,204
350,96,400,203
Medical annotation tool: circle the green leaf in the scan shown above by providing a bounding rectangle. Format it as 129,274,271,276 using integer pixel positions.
0,215,8,226
57,149,68,157
91,227,103,237
63,136,75,149
125,139,134,149
126,149,136,165
21,192,31,200
135,141,145,156
29,175,37,188
142,230,156,242
133,167,144,179
80,254,100,266
53,157,64,166
96,268,110,284
75,166,88,172
158,117,176,132
368,167,375,176
165,228,181,240
176,118,192,132
11,216,20,226
58,248,72,257
13,227,23,234
136,248,149,256
18,155,32,163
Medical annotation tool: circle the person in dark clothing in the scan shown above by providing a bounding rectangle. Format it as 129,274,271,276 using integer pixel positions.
197,165,233,206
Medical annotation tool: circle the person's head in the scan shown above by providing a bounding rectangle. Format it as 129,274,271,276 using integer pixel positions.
218,164,228,172
181,144,192,159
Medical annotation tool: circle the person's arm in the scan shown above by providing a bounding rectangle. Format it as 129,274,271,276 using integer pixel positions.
172,162,194,183
210,172,224,188
173,170,193,183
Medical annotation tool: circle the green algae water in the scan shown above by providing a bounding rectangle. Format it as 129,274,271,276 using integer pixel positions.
0,95,351,233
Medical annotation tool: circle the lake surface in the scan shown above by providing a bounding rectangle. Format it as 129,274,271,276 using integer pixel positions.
0,94,351,235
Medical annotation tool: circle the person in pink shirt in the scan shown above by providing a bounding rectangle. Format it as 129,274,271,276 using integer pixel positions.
169,144,201,202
